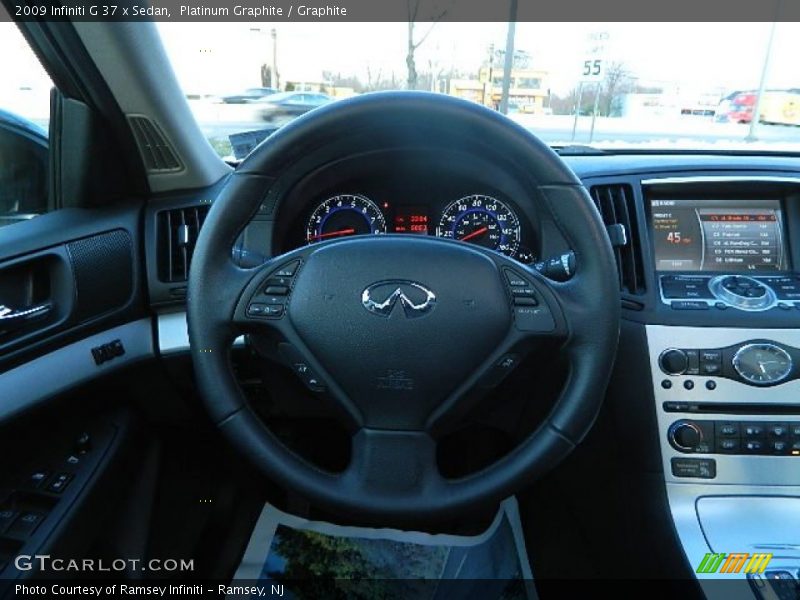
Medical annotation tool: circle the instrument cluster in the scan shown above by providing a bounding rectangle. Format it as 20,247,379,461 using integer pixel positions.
301,191,535,263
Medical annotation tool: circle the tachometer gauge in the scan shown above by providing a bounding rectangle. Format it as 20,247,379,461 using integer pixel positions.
732,343,793,385
306,194,386,243
436,194,521,258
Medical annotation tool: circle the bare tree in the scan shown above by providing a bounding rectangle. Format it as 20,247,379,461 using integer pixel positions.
406,0,448,90
600,61,633,116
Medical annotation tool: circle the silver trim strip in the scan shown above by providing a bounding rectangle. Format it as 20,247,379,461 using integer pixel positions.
157,311,244,354
0,319,154,424
642,175,800,185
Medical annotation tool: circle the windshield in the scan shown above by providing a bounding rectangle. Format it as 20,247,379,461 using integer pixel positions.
155,22,800,159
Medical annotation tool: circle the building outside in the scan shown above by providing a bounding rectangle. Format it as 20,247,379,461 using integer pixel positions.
450,66,550,113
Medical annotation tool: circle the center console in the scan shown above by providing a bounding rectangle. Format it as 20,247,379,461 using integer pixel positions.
641,177,800,599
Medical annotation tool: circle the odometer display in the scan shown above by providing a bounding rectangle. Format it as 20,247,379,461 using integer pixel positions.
436,194,521,258
306,194,386,243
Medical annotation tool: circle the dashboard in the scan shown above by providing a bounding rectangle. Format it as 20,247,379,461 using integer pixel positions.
147,150,800,596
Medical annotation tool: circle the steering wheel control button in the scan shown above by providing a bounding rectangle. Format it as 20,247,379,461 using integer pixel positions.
481,354,522,388
513,296,538,307
661,379,672,389
247,303,267,316
246,261,303,320
502,268,552,329
505,271,528,287
513,305,554,332
264,295,287,305
671,457,716,479
278,343,326,392
705,380,717,390
275,261,300,278
266,276,292,287
264,285,289,295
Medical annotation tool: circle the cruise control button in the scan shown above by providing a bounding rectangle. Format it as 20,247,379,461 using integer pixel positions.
264,295,286,305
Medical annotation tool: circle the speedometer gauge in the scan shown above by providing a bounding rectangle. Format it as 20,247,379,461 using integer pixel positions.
436,194,521,258
306,194,386,243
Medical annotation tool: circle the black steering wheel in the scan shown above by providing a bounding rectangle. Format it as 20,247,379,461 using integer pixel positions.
187,92,620,524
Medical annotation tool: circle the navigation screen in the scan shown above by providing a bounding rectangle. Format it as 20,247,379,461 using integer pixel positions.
650,199,789,272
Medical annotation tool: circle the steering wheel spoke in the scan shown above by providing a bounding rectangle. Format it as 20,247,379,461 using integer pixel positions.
342,428,445,502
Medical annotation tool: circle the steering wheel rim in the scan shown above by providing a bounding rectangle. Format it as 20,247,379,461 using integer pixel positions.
187,91,620,525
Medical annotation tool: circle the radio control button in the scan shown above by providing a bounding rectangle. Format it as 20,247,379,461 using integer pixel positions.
659,349,688,375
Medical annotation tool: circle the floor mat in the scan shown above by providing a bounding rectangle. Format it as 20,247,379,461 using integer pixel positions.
229,497,536,599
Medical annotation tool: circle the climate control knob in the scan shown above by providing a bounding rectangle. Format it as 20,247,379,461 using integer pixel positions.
669,420,703,452
659,348,688,375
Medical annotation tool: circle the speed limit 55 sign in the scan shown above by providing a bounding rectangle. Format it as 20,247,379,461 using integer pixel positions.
580,31,609,82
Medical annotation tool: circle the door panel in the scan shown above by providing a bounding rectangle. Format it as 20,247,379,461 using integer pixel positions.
0,202,147,374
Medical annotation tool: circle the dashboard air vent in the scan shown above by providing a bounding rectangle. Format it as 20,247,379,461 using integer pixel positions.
128,115,182,172
157,205,210,282
589,184,646,295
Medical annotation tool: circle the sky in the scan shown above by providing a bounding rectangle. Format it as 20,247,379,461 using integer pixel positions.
2,21,800,112
153,22,800,96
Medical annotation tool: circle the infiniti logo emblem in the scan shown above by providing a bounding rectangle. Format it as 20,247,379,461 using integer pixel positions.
361,280,436,318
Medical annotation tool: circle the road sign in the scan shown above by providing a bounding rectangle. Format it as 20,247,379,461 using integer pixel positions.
580,31,609,83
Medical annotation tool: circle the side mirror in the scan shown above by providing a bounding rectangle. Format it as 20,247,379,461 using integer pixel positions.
0,109,48,227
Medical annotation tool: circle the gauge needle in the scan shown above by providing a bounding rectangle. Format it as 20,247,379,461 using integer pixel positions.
308,228,356,241
459,226,489,242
